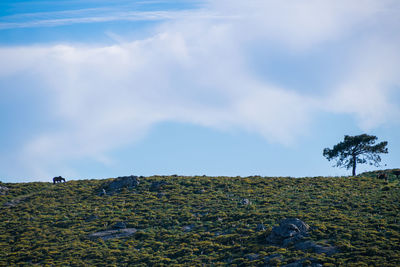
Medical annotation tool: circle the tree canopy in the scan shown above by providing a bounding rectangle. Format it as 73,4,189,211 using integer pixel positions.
323,134,388,176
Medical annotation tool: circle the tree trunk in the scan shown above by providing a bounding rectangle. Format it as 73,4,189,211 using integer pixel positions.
352,155,356,176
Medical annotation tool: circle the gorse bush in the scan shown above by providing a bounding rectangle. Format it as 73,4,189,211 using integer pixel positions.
0,172,399,266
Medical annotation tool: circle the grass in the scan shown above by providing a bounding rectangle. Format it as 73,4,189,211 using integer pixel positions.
0,169,399,266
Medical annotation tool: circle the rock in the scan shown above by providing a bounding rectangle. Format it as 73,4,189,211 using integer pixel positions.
266,218,338,256
267,218,309,246
3,196,29,207
280,218,309,233
195,189,205,194
150,181,169,192
256,223,266,231
241,198,251,205
182,224,195,232
88,228,137,241
99,189,107,196
282,262,302,267
0,185,9,195
225,257,233,264
245,254,259,261
3,200,17,207
101,175,140,195
295,241,338,255
112,222,126,229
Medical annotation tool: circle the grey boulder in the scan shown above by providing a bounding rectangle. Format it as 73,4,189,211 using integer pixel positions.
267,218,309,246
101,175,140,195
88,228,137,241
0,185,9,195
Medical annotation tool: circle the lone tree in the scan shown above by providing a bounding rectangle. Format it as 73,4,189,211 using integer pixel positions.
323,134,388,176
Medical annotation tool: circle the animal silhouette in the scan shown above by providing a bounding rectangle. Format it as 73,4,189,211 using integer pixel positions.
53,176,66,184
377,173,387,181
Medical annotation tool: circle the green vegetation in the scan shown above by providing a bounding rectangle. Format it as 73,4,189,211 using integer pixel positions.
1,171,399,266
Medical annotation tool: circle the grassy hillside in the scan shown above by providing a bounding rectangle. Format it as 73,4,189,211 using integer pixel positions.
358,169,400,180
0,173,399,266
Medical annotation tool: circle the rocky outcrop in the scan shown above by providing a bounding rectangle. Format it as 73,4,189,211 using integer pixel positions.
194,189,205,194
88,228,137,241
266,218,337,255
182,224,195,232
0,185,9,195
100,175,140,195
241,198,251,205
88,221,135,240
3,196,29,207
256,223,266,231
267,218,309,246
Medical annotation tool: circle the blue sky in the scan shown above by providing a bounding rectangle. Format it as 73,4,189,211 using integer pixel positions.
0,0,399,182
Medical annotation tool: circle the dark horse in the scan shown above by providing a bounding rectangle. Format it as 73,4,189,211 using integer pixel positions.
53,176,66,184
377,172,388,182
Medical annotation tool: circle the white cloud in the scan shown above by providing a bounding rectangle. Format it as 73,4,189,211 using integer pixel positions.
325,40,400,129
209,0,393,50
0,0,399,178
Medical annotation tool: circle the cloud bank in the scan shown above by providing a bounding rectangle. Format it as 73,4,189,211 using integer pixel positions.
0,0,399,179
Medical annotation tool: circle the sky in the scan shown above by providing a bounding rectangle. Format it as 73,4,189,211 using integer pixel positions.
0,0,399,182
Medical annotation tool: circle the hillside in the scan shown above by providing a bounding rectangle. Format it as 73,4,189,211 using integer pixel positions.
1,172,399,266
